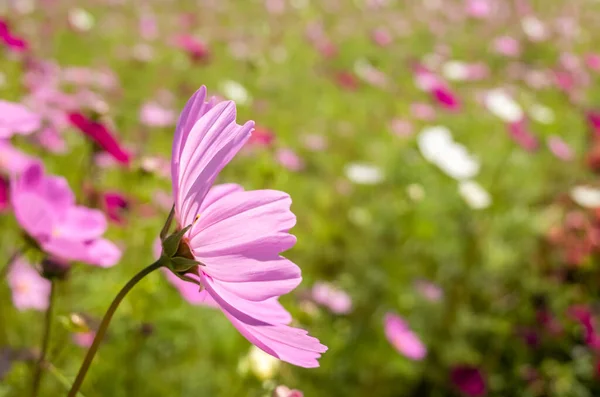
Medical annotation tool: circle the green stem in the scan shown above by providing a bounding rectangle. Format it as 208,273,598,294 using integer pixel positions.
32,279,55,397
67,260,164,397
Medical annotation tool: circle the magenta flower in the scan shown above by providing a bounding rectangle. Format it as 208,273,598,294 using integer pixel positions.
450,365,487,397
412,64,461,111
164,86,326,367
0,20,28,52
0,176,8,212
507,119,538,151
172,34,209,62
0,100,41,139
7,258,51,311
68,112,131,165
587,110,600,137
311,282,352,314
11,162,121,267
101,191,129,224
384,313,427,360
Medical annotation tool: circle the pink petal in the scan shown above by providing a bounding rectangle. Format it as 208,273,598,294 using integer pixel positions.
0,140,36,174
0,100,40,139
384,313,427,360
55,206,107,241
7,258,51,312
200,273,326,367
174,98,254,227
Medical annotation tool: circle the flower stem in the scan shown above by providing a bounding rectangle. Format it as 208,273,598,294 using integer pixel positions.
67,260,164,397
32,279,55,397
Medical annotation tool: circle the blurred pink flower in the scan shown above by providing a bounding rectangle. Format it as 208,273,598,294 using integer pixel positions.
415,280,443,302
0,100,41,139
507,119,538,151
0,140,35,174
390,119,414,137
276,148,305,171
312,282,352,314
265,0,285,14
466,0,492,18
547,136,573,161
587,111,600,136
273,385,303,397
0,176,8,212
140,102,176,127
68,112,131,165
451,365,487,397
10,162,121,267
102,191,129,224
140,156,171,179
585,54,600,72
248,126,275,148
0,20,29,52
335,71,359,90
371,28,392,47
412,64,460,111
139,14,158,40
37,127,67,154
411,102,436,121
7,258,51,311
166,86,326,367
301,134,327,151
493,36,520,57
384,313,427,360
72,331,96,348
173,34,209,62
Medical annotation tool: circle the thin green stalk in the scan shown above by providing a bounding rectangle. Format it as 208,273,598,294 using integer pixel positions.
32,280,55,397
67,260,164,397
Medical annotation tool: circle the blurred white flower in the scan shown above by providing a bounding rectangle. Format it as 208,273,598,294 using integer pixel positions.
570,186,600,208
442,61,469,81
220,80,251,105
529,104,555,124
238,346,280,380
521,16,547,41
458,180,491,209
406,183,425,201
68,8,95,32
418,126,480,180
345,163,384,185
484,90,523,122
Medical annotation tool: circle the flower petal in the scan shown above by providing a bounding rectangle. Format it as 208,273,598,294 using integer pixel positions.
55,206,107,241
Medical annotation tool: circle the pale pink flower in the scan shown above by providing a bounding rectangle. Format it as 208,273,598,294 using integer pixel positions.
585,54,600,72
276,148,305,171
301,134,327,151
0,100,41,139
415,280,443,302
0,140,35,174
371,28,392,47
73,331,96,348
7,258,51,311
139,102,176,127
384,313,427,360
312,282,352,314
547,136,573,161
507,118,538,152
493,36,520,57
273,385,303,397
390,119,414,137
165,86,326,367
466,0,492,18
10,162,121,267
411,103,436,121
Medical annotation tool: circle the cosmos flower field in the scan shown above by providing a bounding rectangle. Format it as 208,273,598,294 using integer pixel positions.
2,0,600,396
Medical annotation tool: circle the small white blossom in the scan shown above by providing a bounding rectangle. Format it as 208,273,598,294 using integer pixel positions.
571,186,600,208
459,180,491,209
484,90,523,123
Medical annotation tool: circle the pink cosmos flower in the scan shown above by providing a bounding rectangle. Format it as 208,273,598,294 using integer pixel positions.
101,191,129,224
173,34,209,62
72,331,96,348
412,63,461,111
0,140,35,175
371,28,392,47
384,313,427,360
139,102,176,127
450,365,487,397
68,112,131,165
165,86,326,367
0,100,41,139
493,36,520,57
10,162,121,267
587,111,600,136
547,136,573,161
311,282,352,314
0,20,29,52
466,0,492,18
507,119,538,151
585,53,600,72
7,258,51,311
0,176,8,212
276,148,305,171
414,280,443,302
248,126,275,148
273,385,303,397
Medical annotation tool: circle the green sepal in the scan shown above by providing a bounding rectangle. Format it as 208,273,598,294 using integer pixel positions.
162,224,192,258
168,256,200,273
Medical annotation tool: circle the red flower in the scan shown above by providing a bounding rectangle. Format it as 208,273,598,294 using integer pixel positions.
335,71,359,91
248,126,275,147
68,112,131,165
